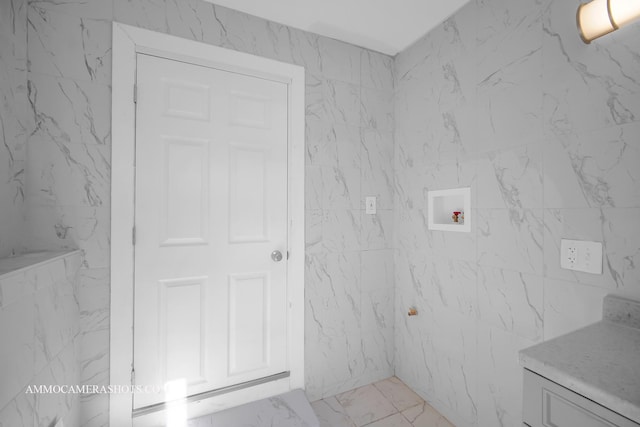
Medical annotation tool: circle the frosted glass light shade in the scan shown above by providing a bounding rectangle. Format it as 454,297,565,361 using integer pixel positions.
578,0,640,43
609,0,640,27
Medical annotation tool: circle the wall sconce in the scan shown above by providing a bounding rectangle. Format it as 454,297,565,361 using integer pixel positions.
577,0,640,43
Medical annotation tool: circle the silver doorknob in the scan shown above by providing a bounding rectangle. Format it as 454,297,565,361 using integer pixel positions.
271,250,283,262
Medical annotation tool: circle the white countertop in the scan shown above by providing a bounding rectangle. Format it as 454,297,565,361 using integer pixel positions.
0,250,79,277
520,319,640,423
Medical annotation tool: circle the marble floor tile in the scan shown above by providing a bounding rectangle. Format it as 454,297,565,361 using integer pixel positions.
366,413,414,427
374,377,424,412
311,397,357,427
402,402,456,427
336,384,397,426
313,377,455,427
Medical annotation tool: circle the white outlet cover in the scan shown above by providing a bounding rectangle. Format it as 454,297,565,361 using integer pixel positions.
560,239,603,275
365,196,376,214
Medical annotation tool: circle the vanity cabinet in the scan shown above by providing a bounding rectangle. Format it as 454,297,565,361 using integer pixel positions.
523,369,640,427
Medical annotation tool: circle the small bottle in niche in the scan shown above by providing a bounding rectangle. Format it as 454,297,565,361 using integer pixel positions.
452,211,461,223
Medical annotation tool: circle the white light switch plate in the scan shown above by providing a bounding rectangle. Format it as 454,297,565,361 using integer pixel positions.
560,239,603,274
365,196,376,214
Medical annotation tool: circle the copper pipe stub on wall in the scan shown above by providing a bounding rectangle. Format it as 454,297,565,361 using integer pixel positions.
408,307,418,316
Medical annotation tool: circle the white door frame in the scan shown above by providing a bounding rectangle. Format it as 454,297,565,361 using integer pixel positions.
110,22,305,426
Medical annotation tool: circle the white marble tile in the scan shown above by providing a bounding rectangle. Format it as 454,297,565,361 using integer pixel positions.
477,143,543,209
542,0,640,135
543,123,640,209
361,50,394,92
305,329,365,402
0,389,34,427
306,74,360,127
393,302,437,398
77,267,109,334
0,268,35,309
361,249,394,293
478,266,543,341
427,257,477,318
365,413,413,427
164,0,223,45
402,402,456,427
306,292,360,340
33,341,80,427
79,391,109,427
312,397,357,427
25,204,110,269
374,377,423,412
0,297,35,411
336,384,397,426
27,139,110,208
543,208,640,291
29,0,113,20
113,0,168,33
362,289,394,335
27,6,111,83
361,87,394,132
305,118,329,166
305,165,323,210
28,72,111,145
189,390,318,427
394,86,431,137
361,211,393,250
476,48,543,151
394,246,430,301
425,224,477,264
394,208,429,257
428,306,478,366
321,210,361,252
428,352,478,426
320,125,361,210
361,128,394,210
78,329,109,386
305,210,323,254
361,331,394,379
543,277,610,340
0,0,27,68
477,208,543,275
202,4,293,61
422,158,477,196
476,0,542,76
0,65,27,258
476,324,536,427
34,278,78,369
317,37,361,85
305,251,361,302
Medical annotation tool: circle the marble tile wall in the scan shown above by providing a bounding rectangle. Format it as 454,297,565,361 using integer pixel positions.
17,0,395,424
393,0,640,426
0,251,82,427
0,0,28,258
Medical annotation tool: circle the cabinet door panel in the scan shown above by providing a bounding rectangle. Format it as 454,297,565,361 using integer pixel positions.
523,369,640,427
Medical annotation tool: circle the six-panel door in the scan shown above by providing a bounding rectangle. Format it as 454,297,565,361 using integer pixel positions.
133,53,289,409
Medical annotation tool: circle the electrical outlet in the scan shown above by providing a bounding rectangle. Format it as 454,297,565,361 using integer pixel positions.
560,239,603,274
365,196,377,214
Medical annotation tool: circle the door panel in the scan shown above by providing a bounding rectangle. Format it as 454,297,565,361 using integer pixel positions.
161,137,209,246
133,53,289,409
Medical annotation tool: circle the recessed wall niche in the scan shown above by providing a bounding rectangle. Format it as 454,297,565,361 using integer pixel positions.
427,187,471,232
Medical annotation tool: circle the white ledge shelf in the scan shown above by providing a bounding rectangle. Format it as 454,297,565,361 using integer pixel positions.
427,187,471,233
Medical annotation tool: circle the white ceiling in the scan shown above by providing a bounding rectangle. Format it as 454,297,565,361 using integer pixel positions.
205,0,471,56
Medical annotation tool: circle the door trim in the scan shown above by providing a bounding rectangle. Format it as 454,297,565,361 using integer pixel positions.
110,22,305,426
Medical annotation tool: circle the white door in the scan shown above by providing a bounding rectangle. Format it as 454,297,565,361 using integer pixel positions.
133,53,289,409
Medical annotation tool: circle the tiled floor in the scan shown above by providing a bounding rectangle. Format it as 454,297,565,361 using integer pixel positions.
311,377,455,427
